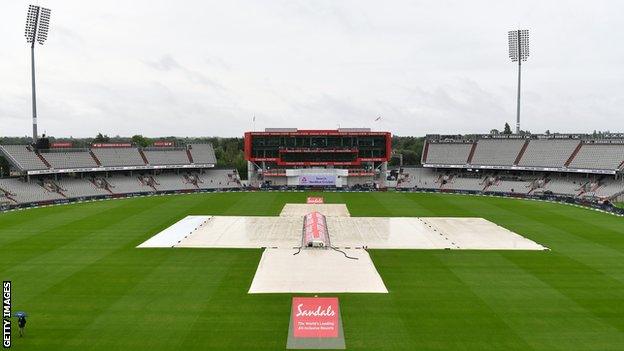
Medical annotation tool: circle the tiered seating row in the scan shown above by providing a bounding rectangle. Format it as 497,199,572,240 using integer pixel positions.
42,151,99,169
398,167,624,200
92,148,145,167
470,139,526,166
143,150,189,165
189,144,217,164
519,140,580,168
0,145,48,170
569,145,624,171
1,144,217,172
424,143,472,165
424,139,624,172
0,169,241,205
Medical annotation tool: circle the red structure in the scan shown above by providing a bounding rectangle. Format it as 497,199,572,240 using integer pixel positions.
244,129,391,166
245,128,391,188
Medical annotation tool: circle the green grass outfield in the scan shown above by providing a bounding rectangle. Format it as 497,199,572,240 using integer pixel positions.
2,192,624,350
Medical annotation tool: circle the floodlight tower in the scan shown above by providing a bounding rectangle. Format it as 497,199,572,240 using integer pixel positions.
508,29,529,134
25,4,52,143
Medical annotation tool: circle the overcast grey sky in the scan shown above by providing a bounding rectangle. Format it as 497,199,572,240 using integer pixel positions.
1,0,622,137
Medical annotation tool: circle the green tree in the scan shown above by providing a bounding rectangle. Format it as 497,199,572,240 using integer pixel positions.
94,133,110,142
503,123,512,135
131,135,151,147
389,136,425,166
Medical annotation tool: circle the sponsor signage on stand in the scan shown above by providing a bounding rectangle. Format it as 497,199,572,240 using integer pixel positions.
91,143,132,148
153,141,174,147
51,142,72,148
299,175,336,186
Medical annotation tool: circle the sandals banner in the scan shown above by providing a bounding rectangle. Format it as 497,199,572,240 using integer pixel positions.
287,297,345,349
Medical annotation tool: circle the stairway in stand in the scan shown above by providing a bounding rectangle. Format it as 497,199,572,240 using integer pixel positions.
35,150,52,168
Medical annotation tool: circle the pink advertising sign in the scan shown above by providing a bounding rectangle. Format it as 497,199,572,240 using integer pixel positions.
292,297,339,338
287,297,345,349
306,197,324,204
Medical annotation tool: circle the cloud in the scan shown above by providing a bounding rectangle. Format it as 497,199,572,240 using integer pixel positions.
144,55,181,72
1,0,623,137
204,56,231,71
144,54,225,91
51,25,86,48
276,0,374,32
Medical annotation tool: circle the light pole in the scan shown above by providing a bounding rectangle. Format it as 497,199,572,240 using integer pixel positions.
25,4,52,144
508,29,529,134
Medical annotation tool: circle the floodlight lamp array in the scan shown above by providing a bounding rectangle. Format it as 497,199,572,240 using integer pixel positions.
508,30,529,62
25,5,51,45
